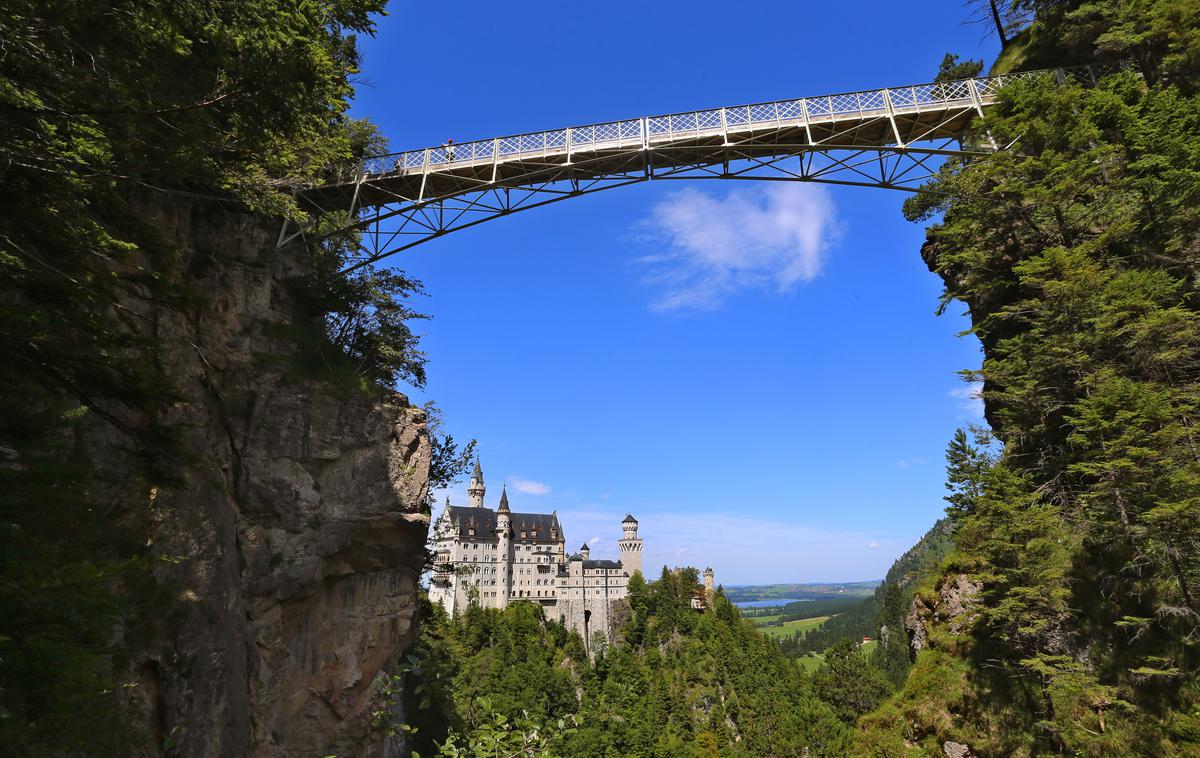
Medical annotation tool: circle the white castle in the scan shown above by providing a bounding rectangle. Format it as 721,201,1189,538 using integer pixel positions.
428,460,644,646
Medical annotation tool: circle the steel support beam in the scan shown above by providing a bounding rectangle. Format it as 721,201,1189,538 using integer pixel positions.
283,63,1125,269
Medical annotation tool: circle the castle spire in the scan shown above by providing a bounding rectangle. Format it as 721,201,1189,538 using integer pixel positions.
497,484,510,513
468,457,485,508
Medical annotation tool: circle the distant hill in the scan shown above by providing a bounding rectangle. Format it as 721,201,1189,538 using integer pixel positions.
724,581,880,605
764,520,953,662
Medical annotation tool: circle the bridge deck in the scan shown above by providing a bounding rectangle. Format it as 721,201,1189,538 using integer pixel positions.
301,73,1040,212
289,65,1119,263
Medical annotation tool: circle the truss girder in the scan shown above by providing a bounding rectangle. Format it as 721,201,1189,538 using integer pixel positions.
284,63,1122,268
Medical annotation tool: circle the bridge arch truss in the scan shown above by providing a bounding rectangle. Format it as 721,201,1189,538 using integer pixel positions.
284,65,1112,270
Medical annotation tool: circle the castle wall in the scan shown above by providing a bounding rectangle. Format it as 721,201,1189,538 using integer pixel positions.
429,501,642,648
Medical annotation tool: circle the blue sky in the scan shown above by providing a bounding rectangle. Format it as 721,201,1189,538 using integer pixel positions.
352,1,999,584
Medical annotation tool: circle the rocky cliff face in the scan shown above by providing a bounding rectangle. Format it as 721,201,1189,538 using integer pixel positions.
904,574,981,659
94,198,430,756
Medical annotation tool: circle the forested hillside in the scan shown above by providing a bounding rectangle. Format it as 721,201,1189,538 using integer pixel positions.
396,569,855,757
856,1,1200,754
771,519,951,666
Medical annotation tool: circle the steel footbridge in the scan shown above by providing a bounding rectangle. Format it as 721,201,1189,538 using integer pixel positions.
283,65,1114,269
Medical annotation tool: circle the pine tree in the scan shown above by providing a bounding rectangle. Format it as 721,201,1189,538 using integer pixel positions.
943,427,994,519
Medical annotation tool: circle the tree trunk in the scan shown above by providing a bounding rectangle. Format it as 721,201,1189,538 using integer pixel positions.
989,1,1010,49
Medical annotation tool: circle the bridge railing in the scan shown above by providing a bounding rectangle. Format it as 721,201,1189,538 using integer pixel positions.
330,63,1125,188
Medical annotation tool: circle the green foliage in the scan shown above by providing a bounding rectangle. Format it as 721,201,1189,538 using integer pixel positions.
870,3,1200,753
308,225,431,390
398,599,582,757
775,519,953,687
812,639,893,723
431,698,578,758
423,402,477,501
575,573,853,757
0,1,446,752
403,573,855,757
778,597,876,657
871,519,957,687
943,427,995,519
935,53,985,82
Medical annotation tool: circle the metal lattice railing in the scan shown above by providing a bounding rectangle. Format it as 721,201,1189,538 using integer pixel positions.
325,62,1127,188
285,62,1136,265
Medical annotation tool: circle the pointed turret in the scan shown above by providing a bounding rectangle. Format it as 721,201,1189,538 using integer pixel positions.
579,542,590,560
468,457,485,507
495,484,512,608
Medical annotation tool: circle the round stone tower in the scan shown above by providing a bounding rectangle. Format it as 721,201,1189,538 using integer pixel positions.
703,566,715,598
618,513,644,578
495,485,511,607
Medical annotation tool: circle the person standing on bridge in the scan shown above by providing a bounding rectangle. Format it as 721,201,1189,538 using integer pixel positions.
444,138,455,162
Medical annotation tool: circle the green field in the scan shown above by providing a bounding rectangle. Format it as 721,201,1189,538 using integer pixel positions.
794,640,877,673
796,652,824,673
755,615,831,639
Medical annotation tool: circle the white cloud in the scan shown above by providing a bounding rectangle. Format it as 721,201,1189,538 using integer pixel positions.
638,183,839,311
867,541,881,550
949,380,985,418
896,457,927,469
509,477,550,496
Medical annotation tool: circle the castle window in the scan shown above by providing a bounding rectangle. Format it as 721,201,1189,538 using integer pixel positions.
468,529,475,537
520,531,526,538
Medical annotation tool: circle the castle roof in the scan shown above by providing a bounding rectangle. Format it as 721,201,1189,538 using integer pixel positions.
498,486,510,513
622,513,637,524
468,458,484,492
583,559,622,570
446,506,560,543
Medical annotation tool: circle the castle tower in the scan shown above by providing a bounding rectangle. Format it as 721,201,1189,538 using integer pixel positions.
579,543,590,560
703,567,715,599
468,458,485,508
550,511,564,562
617,513,644,578
495,485,511,608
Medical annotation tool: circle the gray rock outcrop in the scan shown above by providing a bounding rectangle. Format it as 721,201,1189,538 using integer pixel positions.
904,574,982,659
90,198,430,756
943,740,972,758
